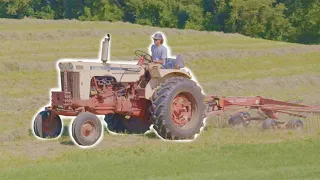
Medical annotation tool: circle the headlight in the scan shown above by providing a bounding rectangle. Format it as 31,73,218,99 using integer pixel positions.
69,63,73,70
58,63,63,69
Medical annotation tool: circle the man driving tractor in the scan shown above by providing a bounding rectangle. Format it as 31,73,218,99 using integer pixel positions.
151,32,177,69
151,33,167,65
137,32,180,69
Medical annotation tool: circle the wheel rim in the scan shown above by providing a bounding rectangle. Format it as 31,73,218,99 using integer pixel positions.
81,120,96,137
171,93,193,128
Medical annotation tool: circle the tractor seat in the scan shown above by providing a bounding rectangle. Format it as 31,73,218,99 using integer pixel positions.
162,54,185,69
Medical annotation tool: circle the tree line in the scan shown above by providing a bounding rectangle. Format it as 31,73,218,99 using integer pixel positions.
0,0,319,44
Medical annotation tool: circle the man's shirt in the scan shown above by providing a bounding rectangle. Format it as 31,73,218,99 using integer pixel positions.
151,44,167,63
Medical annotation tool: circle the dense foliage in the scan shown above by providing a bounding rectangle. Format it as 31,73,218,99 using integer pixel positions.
0,0,319,44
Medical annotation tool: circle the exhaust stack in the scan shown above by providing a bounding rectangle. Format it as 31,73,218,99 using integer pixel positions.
101,34,110,63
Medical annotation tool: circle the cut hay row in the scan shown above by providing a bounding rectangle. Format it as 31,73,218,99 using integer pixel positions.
0,45,319,73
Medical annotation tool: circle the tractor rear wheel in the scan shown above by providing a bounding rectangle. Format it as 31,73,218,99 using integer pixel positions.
149,77,205,140
104,114,151,134
33,110,62,138
72,112,102,146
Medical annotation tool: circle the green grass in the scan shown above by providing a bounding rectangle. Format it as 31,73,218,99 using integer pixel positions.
1,139,320,180
0,18,320,179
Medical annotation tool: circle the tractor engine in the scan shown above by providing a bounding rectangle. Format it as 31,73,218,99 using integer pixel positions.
87,76,147,117
52,70,147,117
89,76,120,106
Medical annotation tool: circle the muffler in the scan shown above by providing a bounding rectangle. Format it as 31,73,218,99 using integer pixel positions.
101,34,111,63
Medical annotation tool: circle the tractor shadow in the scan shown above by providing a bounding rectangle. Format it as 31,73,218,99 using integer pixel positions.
59,125,74,146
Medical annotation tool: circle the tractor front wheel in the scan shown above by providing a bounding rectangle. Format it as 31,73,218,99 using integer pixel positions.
150,77,205,140
33,110,62,139
72,112,103,146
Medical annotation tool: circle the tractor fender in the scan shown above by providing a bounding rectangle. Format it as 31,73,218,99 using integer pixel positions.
145,70,192,100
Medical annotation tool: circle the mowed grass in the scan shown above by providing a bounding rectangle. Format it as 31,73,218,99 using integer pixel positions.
0,18,300,62
0,70,57,98
0,35,296,61
188,52,320,83
0,18,320,179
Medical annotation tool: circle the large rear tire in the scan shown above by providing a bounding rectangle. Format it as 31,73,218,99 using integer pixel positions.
72,112,103,146
149,77,205,140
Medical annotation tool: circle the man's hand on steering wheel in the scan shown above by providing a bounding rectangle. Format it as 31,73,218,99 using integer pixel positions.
135,50,152,63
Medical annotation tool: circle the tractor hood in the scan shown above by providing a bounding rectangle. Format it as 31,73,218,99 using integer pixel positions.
58,61,142,73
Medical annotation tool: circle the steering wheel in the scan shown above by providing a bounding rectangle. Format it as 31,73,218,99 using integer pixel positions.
135,50,152,63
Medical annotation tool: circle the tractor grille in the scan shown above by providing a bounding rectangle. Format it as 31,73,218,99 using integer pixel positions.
60,72,80,99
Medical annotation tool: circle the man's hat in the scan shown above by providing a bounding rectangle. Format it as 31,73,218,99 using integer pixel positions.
153,33,163,40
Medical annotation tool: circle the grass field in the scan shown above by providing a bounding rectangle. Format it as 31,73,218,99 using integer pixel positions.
0,18,320,179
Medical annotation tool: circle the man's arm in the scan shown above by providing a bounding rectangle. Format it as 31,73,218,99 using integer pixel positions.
160,47,167,65
153,59,164,64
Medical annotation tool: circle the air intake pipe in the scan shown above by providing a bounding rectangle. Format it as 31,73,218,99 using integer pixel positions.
101,34,110,63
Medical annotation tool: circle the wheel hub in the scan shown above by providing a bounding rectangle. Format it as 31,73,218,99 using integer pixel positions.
171,94,192,127
81,121,96,137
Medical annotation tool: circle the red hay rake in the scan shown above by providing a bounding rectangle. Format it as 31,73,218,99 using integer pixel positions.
204,95,320,130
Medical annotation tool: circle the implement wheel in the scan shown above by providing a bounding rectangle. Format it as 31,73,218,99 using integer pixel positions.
262,118,277,130
149,77,205,140
33,110,62,139
228,111,251,127
72,112,102,146
286,119,304,131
